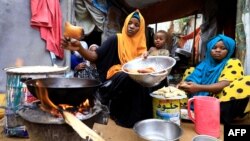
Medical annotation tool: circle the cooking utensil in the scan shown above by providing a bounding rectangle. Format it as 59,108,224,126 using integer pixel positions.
3,66,68,137
25,78,101,107
122,56,176,87
133,119,182,141
192,135,219,141
22,78,106,141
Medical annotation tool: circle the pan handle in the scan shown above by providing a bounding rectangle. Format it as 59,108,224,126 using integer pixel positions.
100,80,112,88
3,67,16,71
97,80,112,106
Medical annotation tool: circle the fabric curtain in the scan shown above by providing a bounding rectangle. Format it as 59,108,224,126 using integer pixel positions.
235,0,250,75
30,0,64,59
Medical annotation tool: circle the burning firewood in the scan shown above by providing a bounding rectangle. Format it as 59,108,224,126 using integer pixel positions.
62,110,106,141
35,81,105,140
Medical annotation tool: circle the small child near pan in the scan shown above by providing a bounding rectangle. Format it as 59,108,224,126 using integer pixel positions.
74,44,99,80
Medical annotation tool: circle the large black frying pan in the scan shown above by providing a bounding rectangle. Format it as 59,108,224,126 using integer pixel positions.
25,77,102,107
25,77,107,141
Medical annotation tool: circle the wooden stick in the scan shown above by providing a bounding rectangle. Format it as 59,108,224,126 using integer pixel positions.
62,111,106,141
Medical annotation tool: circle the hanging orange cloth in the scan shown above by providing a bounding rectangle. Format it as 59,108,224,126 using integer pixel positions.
30,0,64,59
178,27,201,63
106,10,147,79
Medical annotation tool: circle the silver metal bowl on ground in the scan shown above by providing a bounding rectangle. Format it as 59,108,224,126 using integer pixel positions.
133,119,183,141
122,56,176,87
192,135,219,141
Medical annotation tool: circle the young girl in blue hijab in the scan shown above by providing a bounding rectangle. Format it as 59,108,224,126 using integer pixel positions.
179,34,250,124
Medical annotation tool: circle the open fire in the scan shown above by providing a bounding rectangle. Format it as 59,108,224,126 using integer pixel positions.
17,79,108,141
34,79,92,118
39,99,91,118
18,100,108,141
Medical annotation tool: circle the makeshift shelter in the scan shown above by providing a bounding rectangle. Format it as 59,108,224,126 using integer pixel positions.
71,0,240,61
0,0,250,138
0,0,249,92
106,0,249,74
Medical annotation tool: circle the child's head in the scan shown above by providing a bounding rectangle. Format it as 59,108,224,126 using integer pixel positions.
154,30,169,49
88,44,99,66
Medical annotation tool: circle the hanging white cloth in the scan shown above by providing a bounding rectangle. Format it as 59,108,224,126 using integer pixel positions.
242,1,250,75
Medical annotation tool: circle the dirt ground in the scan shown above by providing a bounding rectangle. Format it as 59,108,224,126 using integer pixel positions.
0,133,29,141
0,114,249,141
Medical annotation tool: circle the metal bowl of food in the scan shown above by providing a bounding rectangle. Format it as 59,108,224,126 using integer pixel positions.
122,56,176,87
133,119,183,141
